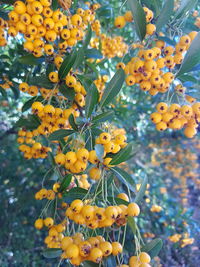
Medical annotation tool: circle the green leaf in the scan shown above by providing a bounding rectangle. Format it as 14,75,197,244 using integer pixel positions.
52,0,59,10
111,167,135,192
73,47,85,69
69,114,78,131
18,54,41,65
0,86,7,98
83,25,92,50
110,143,133,165
85,48,103,59
64,187,88,202
28,75,54,89
156,0,174,32
107,197,129,206
128,0,147,41
142,238,163,258
46,63,55,76
48,151,56,166
59,174,72,192
85,84,99,118
100,69,125,108
48,129,75,141
127,217,136,235
134,176,148,203
15,115,40,130
84,261,99,267
176,32,200,77
10,85,20,99
173,0,198,20
86,61,99,78
178,74,198,83
59,84,75,101
92,111,114,124
42,248,62,258
156,36,176,46
58,50,77,79
95,144,104,162
21,96,44,113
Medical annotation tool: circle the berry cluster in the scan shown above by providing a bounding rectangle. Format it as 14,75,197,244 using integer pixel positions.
65,199,140,229
150,101,200,137
0,17,8,47
18,129,51,159
90,34,128,58
150,204,162,213
7,0,100,57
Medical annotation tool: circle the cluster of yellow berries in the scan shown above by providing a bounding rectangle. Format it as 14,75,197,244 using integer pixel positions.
65,198,140,229
17,129,51,159
55,148,90,174
35,182,61,200
61,234,122,265
6,0,100,57
119,252,152,267
32,101,79,133
91,18,101,36
114,7,156,36
118,31,197,96
150,204,162,213
150,101,200,137
90,34,128,58
0,17,8,46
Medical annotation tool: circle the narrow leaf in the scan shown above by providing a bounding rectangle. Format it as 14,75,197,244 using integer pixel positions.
28,75,54,89
59,174,72,192
156,0,174,32
92,111,114,124
83,25,92,50
59,84,75,101
134,176,148,203
48,129,75,141
111,167,135,192
110,143,133,165
176,32,200,77
128,0,146,41
100,69,125,108
22,96,43,112
94,144,104,162
42,248,62,258
69,114,78,131
127,217,137,235
85,84,99,118
58,51,77,79
142,238,163,258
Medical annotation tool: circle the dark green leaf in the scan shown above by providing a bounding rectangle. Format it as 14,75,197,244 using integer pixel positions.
46,63,55,76
85,84,99,118
18,54,41,65
110,143,133,165
100,69,125,108
0,86,7,98
73,47,85,69
128,0,147,41
59,84,75,101
52,0,59,10
142,238,163,258
84,261,99,267
156,36,176,46
85,48,103,59
28,75,54,89
127,217,136,235
92,111,114,124
94,144,104,162
59,174,72,192
83,25,92,50
22,96,44,113
48,129,75,141
42,248,62,258
107,197,129,206
111,167,135,192
176,32,200,77
64,187,88,202
86,61,99,78
58,51,77,79
10,86,20,99
15,115,40,130
69,114,78,131
178,74,197,83
173,0,198,20
48,151,56,166
134,176,148,203
156,0,174,32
